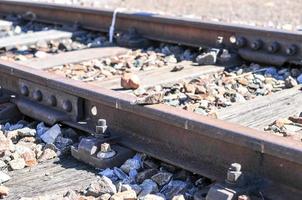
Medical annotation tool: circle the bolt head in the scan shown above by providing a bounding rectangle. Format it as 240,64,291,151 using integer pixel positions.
63,100,72,112
20,85,29,96
48,95,57,106
33,90,42,101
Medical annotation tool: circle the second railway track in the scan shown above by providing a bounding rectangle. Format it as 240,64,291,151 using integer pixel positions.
0,1,301,200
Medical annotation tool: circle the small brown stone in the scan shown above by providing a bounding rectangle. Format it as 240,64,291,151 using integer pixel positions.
0,185,9,198
21,151,38,167
184,83,196,93
38,148,57,162
110,190,137,200
121,73,140,89
274,118,292,128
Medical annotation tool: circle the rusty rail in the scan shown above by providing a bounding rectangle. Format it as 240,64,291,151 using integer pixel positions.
0,0,302,66
0,60,302,199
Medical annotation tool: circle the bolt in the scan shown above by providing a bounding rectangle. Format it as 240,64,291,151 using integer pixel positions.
226,163,242,184
97,119,106,126
48,95,57,106
97,142,116,159
286,45,297,55
33,90,42,101
100,143,111,152
238,195,251,200
267,42,279,53
250,40,262,50
20,85,29,96
63,100,72,112
96,119,108,136
235,37,246,47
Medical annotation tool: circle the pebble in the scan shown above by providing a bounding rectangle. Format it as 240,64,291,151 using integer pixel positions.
151,172,173,186
138,179,159,198
34,51,48,58
137,169,158,184
0,171,10,184
160,180,187,199
141,194,165,200
120,154,142,174
40,124,61,144
21,151,38,167
285,76,298,88
9,158,26,170
17,127,36,137
196,52,217,65
297,74,302,84
110,190,137,200
121,73,141,89
38,148,57,162
0,185,9,198
86,176,117,196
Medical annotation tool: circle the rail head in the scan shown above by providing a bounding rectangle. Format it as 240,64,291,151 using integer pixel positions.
0,0,302,66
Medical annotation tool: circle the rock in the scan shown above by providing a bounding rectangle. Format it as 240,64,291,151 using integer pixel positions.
274,118,292,128
21,150,38,167
0,171,11,183
196,52,217,65
141,194,165,200
54,136,73,152
285,76,298,88
234,93,246,103
120,154,142,174
0,132,13,153
138,179,158,198
195,85,207,94
135,92,164,105
99,168,118,181
296,74,302,84
4,122,23,131
0,160,7,170
38,148,57,162
121,73,140,89
34,51,48,58
291,68,301,77
172,195,185,200
160,180,187,199
36,122,49,137
63,190,80,199
40,124,61,144
17,127,36,137
151,172,173,186
100,193,112,200
86,176,117,196
14,25,22,34
114,167,130,182
9,158,26,170
184,84,196,93
110,190,137,200
170,65,184,72
137,169,158,184
0,185,9,198
33,144,44,159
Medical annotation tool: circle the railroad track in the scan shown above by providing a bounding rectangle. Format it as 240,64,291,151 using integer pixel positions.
0,1,301,199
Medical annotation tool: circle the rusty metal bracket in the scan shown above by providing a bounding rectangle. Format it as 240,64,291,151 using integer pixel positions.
206,163,265,200
71,136,135,168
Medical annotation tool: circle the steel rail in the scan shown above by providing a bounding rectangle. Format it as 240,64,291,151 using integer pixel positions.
0,60,301,199
0,0,302,66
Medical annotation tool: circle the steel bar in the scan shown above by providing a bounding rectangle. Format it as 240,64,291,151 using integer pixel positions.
0,1,302,65
0,60,302,199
